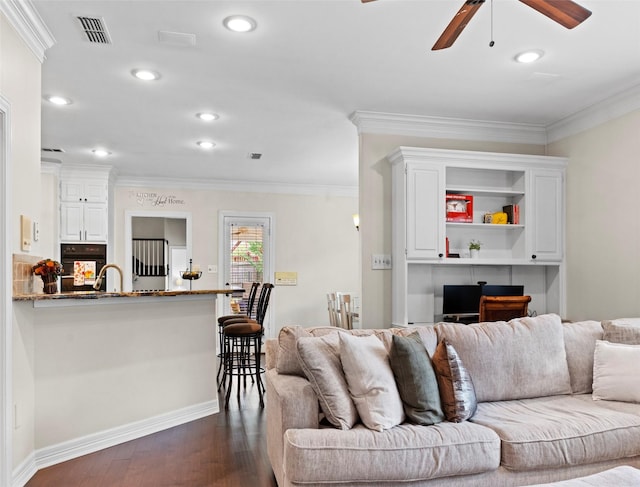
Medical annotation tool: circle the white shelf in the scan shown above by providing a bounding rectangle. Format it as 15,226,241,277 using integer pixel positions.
446,187,525,198
446,223,524,230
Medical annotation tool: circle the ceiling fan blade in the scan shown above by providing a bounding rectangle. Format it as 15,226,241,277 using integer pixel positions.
518,0,592,29
432,0,485,51
361,0,377,3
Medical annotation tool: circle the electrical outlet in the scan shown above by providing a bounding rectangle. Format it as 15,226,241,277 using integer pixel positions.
207,264,217,274
371,254,392,270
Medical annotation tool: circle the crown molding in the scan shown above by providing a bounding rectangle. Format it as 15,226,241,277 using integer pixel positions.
546,83,640,143
0,0,55,63
350,111,548,145
115,176,358,198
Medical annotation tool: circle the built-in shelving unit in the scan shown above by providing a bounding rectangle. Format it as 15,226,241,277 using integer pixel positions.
388,147,567,326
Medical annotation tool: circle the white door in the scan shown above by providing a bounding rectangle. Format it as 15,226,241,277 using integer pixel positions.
219,212,274,334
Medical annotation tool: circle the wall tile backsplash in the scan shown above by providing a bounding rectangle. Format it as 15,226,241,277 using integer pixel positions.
13,253,42,295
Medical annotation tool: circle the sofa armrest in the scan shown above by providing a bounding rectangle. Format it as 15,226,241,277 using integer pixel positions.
265,338,278,370
266,368,319,487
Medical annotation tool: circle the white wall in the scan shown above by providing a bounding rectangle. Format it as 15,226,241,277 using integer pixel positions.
548,110,640,321
358,133,546,328
1,10,45,474
114,186,359,334
29,298,217,450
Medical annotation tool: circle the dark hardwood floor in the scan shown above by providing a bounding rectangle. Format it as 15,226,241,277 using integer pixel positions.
26,380,277,487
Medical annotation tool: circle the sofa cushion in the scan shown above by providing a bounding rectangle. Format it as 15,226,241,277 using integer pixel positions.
339,333,405,431
388,333,444,425
472,395,640,471
436,314,572,402
431,339,477,422
296,333,359,430
276,325,390,376
562,320,603,394
283,422,500,484
602,318,640,344
394,326,438,357
593,340,640,403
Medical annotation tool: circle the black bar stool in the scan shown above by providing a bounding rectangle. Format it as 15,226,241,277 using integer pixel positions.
220,283,273,409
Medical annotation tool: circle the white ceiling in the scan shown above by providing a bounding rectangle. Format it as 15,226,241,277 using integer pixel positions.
33,0,640,191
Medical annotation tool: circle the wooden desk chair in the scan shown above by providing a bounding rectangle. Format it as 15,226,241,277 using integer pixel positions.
479,295,531,322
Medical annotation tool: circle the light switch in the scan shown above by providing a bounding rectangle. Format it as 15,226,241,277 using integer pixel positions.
371,254,392,270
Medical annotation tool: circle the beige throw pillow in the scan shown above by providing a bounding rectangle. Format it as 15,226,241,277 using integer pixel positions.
602,319,640,345
593,340,640,403
339,333,405,431
296,333,358,429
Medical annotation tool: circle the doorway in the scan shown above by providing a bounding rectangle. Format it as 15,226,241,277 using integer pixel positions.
219,211,274,337
124,211,191,292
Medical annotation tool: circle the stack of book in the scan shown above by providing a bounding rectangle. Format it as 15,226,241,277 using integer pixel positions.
502,204,520,224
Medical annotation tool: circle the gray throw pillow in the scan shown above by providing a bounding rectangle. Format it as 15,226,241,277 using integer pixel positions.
432,339,477,423
389,333,444,425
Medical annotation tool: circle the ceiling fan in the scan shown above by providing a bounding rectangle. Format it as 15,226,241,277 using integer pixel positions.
362,0,592,50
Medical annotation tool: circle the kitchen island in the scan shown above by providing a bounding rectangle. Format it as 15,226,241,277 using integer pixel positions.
14,288,241,306
12,288,238,470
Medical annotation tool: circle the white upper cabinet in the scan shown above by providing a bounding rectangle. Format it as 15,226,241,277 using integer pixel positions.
405,163,445,260
527,169,564,262
59,165,111,243
61,179,107,203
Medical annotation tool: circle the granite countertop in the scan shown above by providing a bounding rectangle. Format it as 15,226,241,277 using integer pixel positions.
13,289,243,302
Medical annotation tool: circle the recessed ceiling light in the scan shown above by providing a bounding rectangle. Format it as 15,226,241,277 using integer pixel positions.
45,95,72,105
197,141,216,149
223,15,257,33
92,148,111,157
197,112,219,122
515,50,544,64
131,69,161,81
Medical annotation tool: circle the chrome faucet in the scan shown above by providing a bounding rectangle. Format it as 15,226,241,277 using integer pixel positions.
94,263,124,292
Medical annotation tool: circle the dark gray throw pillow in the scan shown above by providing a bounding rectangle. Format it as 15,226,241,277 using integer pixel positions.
389,333,445,425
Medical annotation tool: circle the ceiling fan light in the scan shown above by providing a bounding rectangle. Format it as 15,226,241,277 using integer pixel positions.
515,50,544,63
223,15,257,33
131,68,161,81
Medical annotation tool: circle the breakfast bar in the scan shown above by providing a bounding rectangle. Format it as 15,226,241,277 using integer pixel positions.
12,289,237,465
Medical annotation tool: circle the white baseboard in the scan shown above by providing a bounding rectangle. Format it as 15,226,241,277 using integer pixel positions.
12,399,218,487
11,452,36,487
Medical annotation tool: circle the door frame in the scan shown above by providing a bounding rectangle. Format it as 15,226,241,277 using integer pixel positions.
124,210,192,293
1,95,13,486
218,210,276,338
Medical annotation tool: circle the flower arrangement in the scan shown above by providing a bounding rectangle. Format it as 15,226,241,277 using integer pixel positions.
32,259,63,277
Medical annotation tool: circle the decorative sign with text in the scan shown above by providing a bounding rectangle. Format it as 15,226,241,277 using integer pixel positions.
130,191,186,207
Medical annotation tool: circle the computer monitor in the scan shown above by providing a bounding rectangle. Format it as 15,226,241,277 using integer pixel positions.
442,284,525,318
481,284,524,297
442,285,482,316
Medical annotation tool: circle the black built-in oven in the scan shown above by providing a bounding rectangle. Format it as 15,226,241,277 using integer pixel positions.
60,243,107,292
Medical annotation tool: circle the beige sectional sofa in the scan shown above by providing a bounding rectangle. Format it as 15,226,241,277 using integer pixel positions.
265,315,640,486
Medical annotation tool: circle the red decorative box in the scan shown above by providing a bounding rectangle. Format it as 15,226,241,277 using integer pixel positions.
446,194,473,223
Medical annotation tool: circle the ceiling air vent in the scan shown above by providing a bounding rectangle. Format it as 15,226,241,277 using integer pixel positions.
42,147,65,153
76,16,112,44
